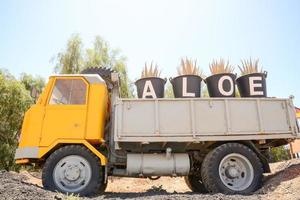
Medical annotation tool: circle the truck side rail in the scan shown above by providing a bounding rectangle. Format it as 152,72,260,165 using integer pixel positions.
114,98,299,143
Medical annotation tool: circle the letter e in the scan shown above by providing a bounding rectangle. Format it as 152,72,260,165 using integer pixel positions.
249,77,264,96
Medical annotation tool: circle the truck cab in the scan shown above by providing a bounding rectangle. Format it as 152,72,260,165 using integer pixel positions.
15,74,108,166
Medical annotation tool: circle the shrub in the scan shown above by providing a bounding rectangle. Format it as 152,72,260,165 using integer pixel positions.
267,146,291,163
0,69,32,171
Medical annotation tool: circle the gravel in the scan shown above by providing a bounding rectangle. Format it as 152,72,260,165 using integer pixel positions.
0,170,64,200
1,159,300,200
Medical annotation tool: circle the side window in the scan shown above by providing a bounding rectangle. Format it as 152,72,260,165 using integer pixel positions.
49,79,87,105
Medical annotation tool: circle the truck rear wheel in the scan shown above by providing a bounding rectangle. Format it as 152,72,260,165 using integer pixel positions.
184,174,208,193
42,145,105,196
201,143,263,195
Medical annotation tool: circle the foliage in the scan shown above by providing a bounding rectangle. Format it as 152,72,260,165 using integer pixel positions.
19,73,45,99
85,36,111,68
235,89,240,97
202,86,209,97
146,185,166,193
141,62,161,78
54,34,83,74
164,83,174,98
177,58,203,77
84,36,133,98
62,193,81,200
238,58,263,75
0,69,33,171
53,34,133,98
114,61,134,98
209,58,234,75
267,146,291,163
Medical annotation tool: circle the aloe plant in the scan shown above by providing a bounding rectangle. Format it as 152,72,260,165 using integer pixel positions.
209,58,235,75
238,58,263,75
177,57,203,77
141,62,161,78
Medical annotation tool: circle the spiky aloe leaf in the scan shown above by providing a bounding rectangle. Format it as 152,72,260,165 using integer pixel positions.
178,57,202,76
209,58,235,75
141,62,161,78
238,58,262,75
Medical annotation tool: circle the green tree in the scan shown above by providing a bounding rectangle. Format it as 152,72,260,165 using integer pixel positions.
84,36,133,98
54,34,83,74
267,146,291,163
19,73,45,99
165,83,174,98
0,69,32,171
202,85,209,97
85,36,110,68
54,34,133,98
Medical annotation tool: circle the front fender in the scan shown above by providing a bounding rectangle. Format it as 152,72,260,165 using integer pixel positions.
15,139,107,166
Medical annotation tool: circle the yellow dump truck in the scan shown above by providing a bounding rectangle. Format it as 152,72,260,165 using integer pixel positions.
15,68,300,196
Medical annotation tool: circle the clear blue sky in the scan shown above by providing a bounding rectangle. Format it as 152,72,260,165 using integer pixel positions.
0,0,299,106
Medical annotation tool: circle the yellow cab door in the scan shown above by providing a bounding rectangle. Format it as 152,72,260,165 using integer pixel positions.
40,77,89,147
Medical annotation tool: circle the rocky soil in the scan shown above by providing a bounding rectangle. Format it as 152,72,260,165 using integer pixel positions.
1,159,300,200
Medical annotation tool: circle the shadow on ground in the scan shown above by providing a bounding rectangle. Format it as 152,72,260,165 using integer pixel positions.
102,191,195,199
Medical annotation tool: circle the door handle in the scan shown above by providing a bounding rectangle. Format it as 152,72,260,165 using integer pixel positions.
74,123,80,128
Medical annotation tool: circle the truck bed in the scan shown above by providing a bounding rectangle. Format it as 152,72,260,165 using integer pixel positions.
113,98,299,143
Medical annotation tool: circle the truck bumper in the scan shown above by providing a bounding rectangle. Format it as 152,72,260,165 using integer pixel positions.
15,159,30,164
15,147,39,160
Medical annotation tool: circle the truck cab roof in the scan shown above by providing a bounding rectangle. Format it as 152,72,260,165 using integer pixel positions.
50,74,106,85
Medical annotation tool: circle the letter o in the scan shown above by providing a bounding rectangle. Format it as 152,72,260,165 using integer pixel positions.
218,75,234,96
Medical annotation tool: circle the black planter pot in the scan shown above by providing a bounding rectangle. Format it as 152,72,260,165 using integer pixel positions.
205,73,236,97
236,71,267,97
135,77,166,98
170,75,202,98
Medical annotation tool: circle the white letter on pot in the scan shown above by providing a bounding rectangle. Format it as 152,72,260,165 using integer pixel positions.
218,75,234,96
182,77,195,97
142,80,157,98
249,77,264,96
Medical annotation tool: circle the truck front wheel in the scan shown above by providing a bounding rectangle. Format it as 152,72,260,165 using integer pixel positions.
201,143,263,195
42,145,105,196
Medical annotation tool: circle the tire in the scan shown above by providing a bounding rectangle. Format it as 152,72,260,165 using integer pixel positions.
99,181,108,193
42,145,105,196
99,167,107,193
201,143,263,195
184,175,208,193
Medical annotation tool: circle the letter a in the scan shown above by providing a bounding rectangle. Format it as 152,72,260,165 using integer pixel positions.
142,80,157,98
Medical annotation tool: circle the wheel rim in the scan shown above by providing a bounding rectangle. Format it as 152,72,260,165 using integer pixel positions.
218,153,254,191
53,155,92,193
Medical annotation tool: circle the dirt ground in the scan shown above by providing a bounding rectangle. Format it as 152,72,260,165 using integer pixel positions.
1,159,300,200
